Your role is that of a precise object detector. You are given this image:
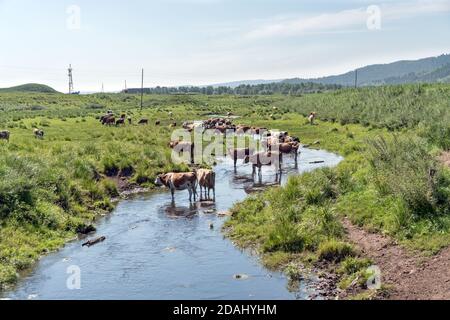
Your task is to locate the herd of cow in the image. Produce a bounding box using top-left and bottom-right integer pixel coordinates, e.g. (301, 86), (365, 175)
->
(1, 112), (318, 204)
(99, 110), (174, 127)
(157, 116), (304, 202)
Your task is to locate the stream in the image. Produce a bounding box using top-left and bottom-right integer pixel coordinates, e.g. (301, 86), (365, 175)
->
(2, 147), (342, 300)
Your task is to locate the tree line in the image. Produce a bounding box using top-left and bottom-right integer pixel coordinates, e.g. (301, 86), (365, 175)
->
(125, 82), (342, 95)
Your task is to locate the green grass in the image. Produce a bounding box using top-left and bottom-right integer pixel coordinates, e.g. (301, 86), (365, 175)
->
(1, 84), (450, 294)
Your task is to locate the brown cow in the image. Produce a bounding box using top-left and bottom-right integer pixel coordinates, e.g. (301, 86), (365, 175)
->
(308, 112), (317, 125)
(272, 142), (300, 165)
(228, 148), (254, 169)
(0, 130), (10, 142)
(170, 141), (195, 164)
(244, 151), (282, 179)
(196, 169), (216, 201)
(138, 118), (149, 125)
(116, 118), (125, 126)
(103, 116), (115, 126)
(251, 127), (268, 135)
(155, 172), (198, 202)
(100, 114), (114, 124)
(236, 125), (251, 135)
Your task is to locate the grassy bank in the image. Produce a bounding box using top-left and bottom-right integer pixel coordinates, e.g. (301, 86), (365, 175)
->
(0, 94), (200, 288)
(1, 84), (450, 295)
(224, 85), (450, 298)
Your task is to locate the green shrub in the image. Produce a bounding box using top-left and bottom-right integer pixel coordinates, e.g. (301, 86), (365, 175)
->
(318, 240), (356, 262)
(339, 257), (372, 275)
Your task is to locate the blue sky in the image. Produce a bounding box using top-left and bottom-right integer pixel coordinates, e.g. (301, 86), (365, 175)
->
(0, 0), (449, 92)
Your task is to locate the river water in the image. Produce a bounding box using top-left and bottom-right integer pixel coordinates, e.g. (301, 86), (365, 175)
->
(2, 148), (342, 300)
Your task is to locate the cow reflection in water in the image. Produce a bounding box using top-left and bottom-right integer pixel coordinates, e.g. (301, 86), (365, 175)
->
(162, 201), (216, 218)
(163, 203), (199, 218)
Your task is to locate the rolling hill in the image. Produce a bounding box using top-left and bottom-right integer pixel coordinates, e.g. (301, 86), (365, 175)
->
(0, 83), (59, 93)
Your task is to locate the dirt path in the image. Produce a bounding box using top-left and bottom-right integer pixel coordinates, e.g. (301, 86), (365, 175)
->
(342, 218), (450, 300)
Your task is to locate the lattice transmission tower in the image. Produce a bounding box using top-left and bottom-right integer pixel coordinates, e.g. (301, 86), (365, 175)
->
(68, 64), (74, 94)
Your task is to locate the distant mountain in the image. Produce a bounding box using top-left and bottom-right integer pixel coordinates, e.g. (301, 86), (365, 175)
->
(0, 83), (58, 93)
(381, 63), (450, 85)
(284, 54), (450, 86)
(210, 54), (450, 87)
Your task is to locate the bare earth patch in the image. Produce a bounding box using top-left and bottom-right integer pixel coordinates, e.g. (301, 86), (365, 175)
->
(342, 218), (450, 300)
(438, 151), (450, 167)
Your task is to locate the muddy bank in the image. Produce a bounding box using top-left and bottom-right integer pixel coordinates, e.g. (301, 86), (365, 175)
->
(342, 218), (450, 300)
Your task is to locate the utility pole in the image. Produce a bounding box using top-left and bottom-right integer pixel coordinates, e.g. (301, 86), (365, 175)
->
(124, 80), (128, 93)
(68, 64), (74, 94)
(102, 83), (104, 93)
(140, 68), (144, 110)
(355, 69), (358, 88)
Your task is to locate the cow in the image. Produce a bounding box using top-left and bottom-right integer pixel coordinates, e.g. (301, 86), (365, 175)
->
(251, 127), (268, 136)
(33, 128), (44, 139)
(100, 114), (114, 124)
(128, 117), (132, 125)
(228, 147), (254, 169)
(154, 172), (198, 202)
(103, 116), (116, 126)
(183, 122), (195, 132)
(0, 130), (10, 142)
(155, 120), (161, 126)
(170, 122), (177, 128)
(138, 118), (149, 125)
(196, 169), (216, 201)
(272, 142), (300, 165)
(116, 118), (125, 126)
(308, 112), (317, 125)
(170, 141), (195, 164)
(236, 125), (251, 135)
(244, 151), (282, 180)
(283, 135), (300, 144)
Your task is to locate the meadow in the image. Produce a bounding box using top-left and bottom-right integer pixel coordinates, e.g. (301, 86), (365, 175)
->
(1, 84), (450, 297)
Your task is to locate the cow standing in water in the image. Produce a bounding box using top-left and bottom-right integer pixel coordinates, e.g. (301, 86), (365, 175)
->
(196, 169), (216, 201)
(228, 148), (254, 170)
(244, 151), (282, 182)
(155, 172), (198, 202)
(272, 142), (300, 166)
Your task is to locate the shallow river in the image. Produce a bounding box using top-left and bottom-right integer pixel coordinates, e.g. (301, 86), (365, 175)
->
(3, 148), (342, 300)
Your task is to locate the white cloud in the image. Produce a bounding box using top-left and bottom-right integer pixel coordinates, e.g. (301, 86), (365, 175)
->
(245, 0), (450, 39)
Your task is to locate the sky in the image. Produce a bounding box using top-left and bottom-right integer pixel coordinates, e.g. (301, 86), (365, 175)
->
(0, 0), (449, 92)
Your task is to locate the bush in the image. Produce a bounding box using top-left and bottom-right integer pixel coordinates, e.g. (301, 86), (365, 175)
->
(318, 240), (356, 262)
(367, 135), (447, 217)
(339, 257), (372, 275)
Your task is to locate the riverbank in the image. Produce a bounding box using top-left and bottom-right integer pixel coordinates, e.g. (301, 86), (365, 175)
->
(0, 103), (195, 289)
(224, 117), (450, 300)
(1, 147), (345, 300)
